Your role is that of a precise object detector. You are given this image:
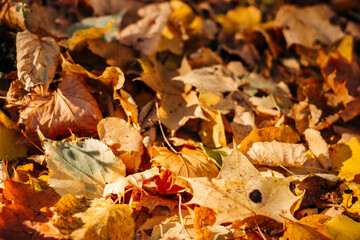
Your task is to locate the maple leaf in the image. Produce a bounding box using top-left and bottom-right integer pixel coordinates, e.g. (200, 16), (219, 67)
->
(183, 148), (302, 224)
(40, 132), (126, 198)
(19, 73), (103, 139)
(16, 30), (60, 92)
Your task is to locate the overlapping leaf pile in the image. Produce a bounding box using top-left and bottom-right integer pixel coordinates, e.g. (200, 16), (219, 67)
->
(1, 0), (360, 239)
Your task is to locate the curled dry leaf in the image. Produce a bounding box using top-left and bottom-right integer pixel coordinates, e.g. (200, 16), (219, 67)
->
(103, 167), (159, 197)
(151, 147), (219, 178)
(184, 148), (302, 224)
(274, 4), (344, 48)
(71, 199), (135, 240)
(113, 89), (140, 129)
(41, 132), (126, 198)
(97, 117), (143, 172)
(16, 30), (60, 92)
(304, 129), (331, 170)
(245, 141), (308, 167)
(19, 73), (103, 140)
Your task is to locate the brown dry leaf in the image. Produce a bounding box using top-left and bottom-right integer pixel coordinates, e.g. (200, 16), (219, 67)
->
(71, 199), (135, 240)
(289, 101), (322, 134)
(184, 148), (302, 224)
(139, 58), (206, 131)
(97, 117), (143, 172)
(16, 30), (60, 92)
(114, 89), (140, 129)
(103, 167), (159, 197)
(151, 147), (219, 178)
(0, 178), (60, 239)
(274, 4), (344, 48)
(282, 219), (330, 240)
(239, 125), (300, 153)
(245, 141), (308, 167)
(173, 65), (239, 94)
(304, 129), (331, 170)
(19, 73), (103, 139)
(87, 39), (135, 69)
(0, 1), (26, 30)
(118, 2), (172, 56)
(61, 53), (125, 92)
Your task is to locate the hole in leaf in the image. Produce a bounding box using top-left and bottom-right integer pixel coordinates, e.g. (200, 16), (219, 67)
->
(249, 189), (262, 203)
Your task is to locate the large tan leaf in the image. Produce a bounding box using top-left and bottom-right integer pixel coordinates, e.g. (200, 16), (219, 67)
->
(151, 147), (219, 178)
(71, 199), (135, 240)
(274, 5), (344, 48)
(97, 117), (143, 172)
(118, 2), (172, 56)
(184, 148), (302, 224)
(19, 73), (103, 139)
(16, 30), (60, 92)
(41, 133), (126, 198)
(245, 141), (308, 167)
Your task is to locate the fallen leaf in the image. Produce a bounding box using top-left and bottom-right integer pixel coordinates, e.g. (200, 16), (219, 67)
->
(337, 35), (353, 62)
(103, 167), (159, 197)
(245, 141), (308, 167)
(0, 1), (26, 30)
(118, 2), (172, 56)
(16, 30), (60, 92)
(19, 73), (103, 140)
(97, 117), (143, 172)
(173, 65), (239, 94)
(340, 182), (360, 215)
(65, 19), (115, 51)
(199, 109), (227, 148)
(274, 4), (344, 48)
(282, 219), (330, 240)
(184, 148), (302, 224)
(239, 125), (300, 153)
(71, 199), (135, 240)
(114, 89), (140, 129)
(324, 215), (360, 240)
(41, 133), (126, 198)
(151, 147), (219, 178)
(337, 138), (360, 181)
(304, 129), (331, 170)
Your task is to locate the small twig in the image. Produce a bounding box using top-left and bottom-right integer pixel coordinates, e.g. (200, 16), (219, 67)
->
(279, 165), (296, 176)
(21, 130), (44, 154)
(177, 193), (191, 239)
(154, 100), (179, 154)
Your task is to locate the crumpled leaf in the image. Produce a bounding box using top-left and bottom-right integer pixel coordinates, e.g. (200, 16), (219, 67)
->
(118, 2), (172, 56)
(97, 117), (143, 172)
(239, 125), (300, 153)
(114, 89), (140, 129)
(139, 58), (206, 131)
(183, 148), (302, 224)
(41, 132), (126, 198)
(19, 73), (103, 140)
(103, 167), (159, 197)
(16, 30), (60, 92)
(71, 199), (135, 240)
(65, 19), (115, 51)
(274, 4), (344, 48)
(199, 109), (227, 148)
(324, 215), (360, 240)
(245, 141), (308, 167)
(151, 147), (219, 178)
(61, 53), (125, 92)
(242, 73), (292, 114)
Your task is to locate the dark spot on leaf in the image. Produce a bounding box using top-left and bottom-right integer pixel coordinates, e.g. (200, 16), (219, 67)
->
(249, 189), (262, 203)
(344, 189), (353, 194)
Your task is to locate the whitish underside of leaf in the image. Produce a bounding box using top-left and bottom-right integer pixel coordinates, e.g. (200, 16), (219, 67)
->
(184, 148), (301, 224)
(16, 30), (60, 92)
(43, 137), (126, 198)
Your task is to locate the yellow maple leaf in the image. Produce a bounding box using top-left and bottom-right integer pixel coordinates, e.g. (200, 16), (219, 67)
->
(337, 138), (360, 181)
(324, 215), (360, 240)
